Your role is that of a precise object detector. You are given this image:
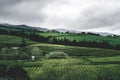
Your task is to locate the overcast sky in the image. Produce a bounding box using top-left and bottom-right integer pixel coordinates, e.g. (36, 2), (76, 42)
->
(0, 0), (120, 34)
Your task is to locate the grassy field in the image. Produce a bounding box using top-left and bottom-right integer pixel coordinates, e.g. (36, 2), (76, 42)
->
(1, 25), (120, 46)
(87, 56), (120, 64)
(1, 34), (120, 57)
(0, 34), (120, 80)
(36, 32), (69, 37)
(0, 34), (39, 46)
(37, 32), (120, 45)
(30, 43), (120, 57)
(0, 58), (120, 80)
(56, 34), (120, 45)
(19, 43), (120, 80)
(24, 64), (120, 80)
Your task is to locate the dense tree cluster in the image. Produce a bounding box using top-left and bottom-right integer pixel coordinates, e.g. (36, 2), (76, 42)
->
(0, 64), (30, 80)
(76, 32), (100, 36)
(51, 37), (120, 50)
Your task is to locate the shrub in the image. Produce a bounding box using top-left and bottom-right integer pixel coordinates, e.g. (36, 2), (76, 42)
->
(30, 47), (43, 60)
(7, 65), (30, 80)
(0, 65), (30, 80)
(45, 51), (69, 59)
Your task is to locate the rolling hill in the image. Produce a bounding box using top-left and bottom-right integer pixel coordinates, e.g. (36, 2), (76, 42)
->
(0, 34), (120, 80)
(0, 34), (39, 47)
(1, 23), (120, 51)
(0, 34), (120, 57)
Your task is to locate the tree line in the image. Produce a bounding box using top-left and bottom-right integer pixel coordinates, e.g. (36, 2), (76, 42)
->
(0, 26), (120, 50)
(51, 37), (120, 50)
(0, 26), (50, 43)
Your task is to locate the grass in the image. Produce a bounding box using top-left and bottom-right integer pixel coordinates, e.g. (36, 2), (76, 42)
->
(36, 32), (69, 37)
(0, 34), (120, 80)
(0, 60), (43, 67)
(23, 60), (120, 80)
(0, 57), (120, 80)
(87, 56), (120, 64)
(37, 32), (120, 45)
(56, 34), (120, 45)
(0, 34), (39, 46)
(3, 57), (117, 80)
(30, 43), (120, 57)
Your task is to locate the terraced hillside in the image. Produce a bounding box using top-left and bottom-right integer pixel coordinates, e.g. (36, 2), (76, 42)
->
(37, 32), (120, 45)
(24, 64), (120, 80)
(0, 34), (120, 80)
(0, 34), (39, 46)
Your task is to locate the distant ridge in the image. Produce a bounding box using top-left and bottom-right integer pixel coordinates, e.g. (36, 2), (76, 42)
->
(0, 23), (118, 36)
(0, 23), (48, 32)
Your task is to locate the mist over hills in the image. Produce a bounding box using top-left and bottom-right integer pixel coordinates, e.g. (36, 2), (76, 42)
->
(0, 23), (117, 36)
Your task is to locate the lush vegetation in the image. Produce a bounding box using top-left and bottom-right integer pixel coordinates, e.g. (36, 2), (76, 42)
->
(0, 58), (120, 80)
(0, 34), (38, 47)
(0, 64), (30, 80)
(26, 64), (120, 80)
(0, 26), (120, 80)
(1, 26), (120, 50)
(1, 41), (120, 60)
(0, 41), (120, 80)
(45, 51), (69, 59)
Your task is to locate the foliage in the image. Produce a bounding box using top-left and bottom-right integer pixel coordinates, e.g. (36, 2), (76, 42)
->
(1, 26), (120, 50)
(0, 34), (38, 47)
(0, 47), (30, 60)
(26, 63), (120, 80)
(0, 55), (120, 80)
(0, 26), (120, 80)
(30, 47), (43, 60)
(0, 64), (30, 80)
(45, 51), (69, 59)
(31, 43), (120, 57)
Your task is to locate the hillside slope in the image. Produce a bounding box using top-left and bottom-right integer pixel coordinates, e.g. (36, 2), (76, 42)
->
(0, 34), (39, 46)
(0, 34), (120, 57)
(0, 24), (120, 46)
(37, 32), (120, 45)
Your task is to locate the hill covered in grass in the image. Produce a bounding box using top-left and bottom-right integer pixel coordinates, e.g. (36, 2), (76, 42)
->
(0, 34), (120, 57)
(1, 24), (120, 50)
(38, 32), (120, 45)
(0, 34), (39, 47)
(0, 34), (120, 80)
(30, 43), (120, 57)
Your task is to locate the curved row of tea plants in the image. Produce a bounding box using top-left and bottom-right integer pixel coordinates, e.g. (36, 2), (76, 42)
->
(24, 64), (120, 80)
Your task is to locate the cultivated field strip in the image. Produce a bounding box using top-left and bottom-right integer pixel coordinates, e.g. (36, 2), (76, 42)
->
(24, 64), (120, 80)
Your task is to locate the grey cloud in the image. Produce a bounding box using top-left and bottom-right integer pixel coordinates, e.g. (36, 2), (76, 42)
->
(41, 0), (120, 32)
(0, 0), (21, 6)
(77, 5), (120, 30)
(0, 0), (53, 24)
(0, 0), (21, 11)
(0, 0), (120, 34)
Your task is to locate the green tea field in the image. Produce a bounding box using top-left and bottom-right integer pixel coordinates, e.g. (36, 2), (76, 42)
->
(38, 32), (120, 45)
(0, 34), (120, 80)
